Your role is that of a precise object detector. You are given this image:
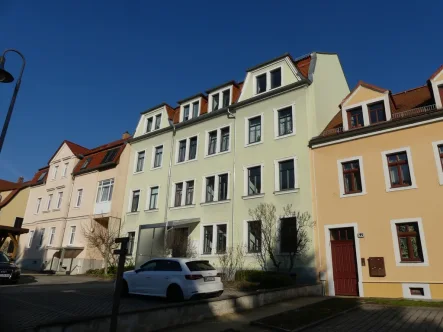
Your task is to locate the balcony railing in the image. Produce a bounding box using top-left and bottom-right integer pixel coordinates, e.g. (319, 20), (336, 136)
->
(321, 104), (437, 137)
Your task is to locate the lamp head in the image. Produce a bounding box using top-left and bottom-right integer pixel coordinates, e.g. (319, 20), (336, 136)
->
(0, 56), (14, 83)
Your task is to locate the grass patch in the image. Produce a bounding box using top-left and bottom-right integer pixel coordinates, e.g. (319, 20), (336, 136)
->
(252, 298), (359, 331)
(362, 297), (443, 308)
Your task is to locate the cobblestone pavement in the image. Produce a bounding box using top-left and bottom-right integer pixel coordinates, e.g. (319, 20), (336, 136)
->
(0, 274), (238, 331)
(304, 304), (443, 332)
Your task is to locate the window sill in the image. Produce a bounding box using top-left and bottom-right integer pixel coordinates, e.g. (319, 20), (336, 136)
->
(274, 188), (300, 195)
(144, 208), (159, 213)
(73, 206), (80, 209)
(274, 132), (296, 140)
(126, 212), (139, 215)
(169, 204), (195, 210)
(386, 184), (417, 193)
(245, 141), (263, 148)
(43, 210), (50, 214)
(175, 158), (198, 166)
(200, 200), (230, 206)
(396, 261), (429, 267)
(242, 193), (265, 200)
(150, 166), (163, 171)
(204, 150), (231, 159)
(133, 171), (144, 175)
(340, 191), (367, 198)
(52, 208), (61, 211)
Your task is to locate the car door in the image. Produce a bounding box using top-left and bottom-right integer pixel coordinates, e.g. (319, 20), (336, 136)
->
(134, 260), (158, 294)
(153, 260), (183, 297)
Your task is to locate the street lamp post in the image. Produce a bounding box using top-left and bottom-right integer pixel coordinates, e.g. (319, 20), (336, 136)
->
(0, 49), (26, 154)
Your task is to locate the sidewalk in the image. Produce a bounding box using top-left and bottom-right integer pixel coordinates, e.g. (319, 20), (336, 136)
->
(168, 296), (326, 331)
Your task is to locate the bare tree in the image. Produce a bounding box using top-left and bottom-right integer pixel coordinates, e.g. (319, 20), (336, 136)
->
(81, 217), (122, 275)
(164, 228), (197, 258)
(248, 203), (314, 273)
(217, 245), (245, 281)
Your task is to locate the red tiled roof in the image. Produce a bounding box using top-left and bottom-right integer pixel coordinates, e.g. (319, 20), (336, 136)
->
(0, 176), (35, 209)
(293, 55), (311, 78)
(64, 140), (89, 155)
(0, 179), (21, 191)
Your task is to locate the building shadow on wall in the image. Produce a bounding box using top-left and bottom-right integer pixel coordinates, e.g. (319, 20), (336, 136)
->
(15, 229), (52, 273)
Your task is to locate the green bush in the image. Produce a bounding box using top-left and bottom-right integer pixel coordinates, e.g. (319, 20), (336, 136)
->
(234, 270), (295, 289)
(86, 265), (134, 276)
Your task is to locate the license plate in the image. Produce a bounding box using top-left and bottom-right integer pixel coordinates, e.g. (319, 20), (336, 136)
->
(0, 274), (10, 278)
(204, 276), (215, 282)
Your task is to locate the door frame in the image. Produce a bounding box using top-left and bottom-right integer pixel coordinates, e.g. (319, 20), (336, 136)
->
(324, 223), (364, 297)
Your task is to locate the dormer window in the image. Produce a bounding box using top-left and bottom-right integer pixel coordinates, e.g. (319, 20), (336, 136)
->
(145, 111), (163, 134)
(146, 118), (153, 133)
(212, 94), (220, 111)
(155, 114), (161, 129)
(180, 98), (201, 122)
(369, 101), (386, 124)
(347, 107), (364, 129)
(256, 74), (267, 94)
(192, 101), (199, 118)
(270, 68), (281, 89)
(183, 105), (190, 121)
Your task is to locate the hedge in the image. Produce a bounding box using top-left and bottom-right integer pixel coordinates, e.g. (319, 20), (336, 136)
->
(234, 270), (295, 289)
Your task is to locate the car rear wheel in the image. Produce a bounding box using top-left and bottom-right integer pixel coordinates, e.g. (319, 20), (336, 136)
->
(167, 284), (184, 302)
(120, 280), (129, 297)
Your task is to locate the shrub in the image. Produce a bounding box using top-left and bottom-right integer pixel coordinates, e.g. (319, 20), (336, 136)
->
(234, 270), (295, 289)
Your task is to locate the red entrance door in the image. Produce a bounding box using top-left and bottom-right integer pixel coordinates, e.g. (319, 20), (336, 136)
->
(331, 231), (358, 296)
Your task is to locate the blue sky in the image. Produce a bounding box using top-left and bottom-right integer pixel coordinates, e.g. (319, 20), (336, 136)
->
(0, 0), (441, 182)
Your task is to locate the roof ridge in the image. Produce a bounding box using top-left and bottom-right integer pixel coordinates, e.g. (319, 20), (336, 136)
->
(82, 137), (129, 156)
(392, 84), (428, 96)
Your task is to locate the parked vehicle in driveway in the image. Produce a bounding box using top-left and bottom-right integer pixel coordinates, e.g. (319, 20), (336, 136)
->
(121, 258), (223, 301)
(0, 252), (20, 283)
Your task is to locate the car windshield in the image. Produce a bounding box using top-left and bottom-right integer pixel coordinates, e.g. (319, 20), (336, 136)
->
(0, 252), (10, 263)
(186, 260), (215, 271)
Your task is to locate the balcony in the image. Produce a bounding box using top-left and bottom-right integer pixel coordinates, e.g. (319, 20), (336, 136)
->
(321, 104), (438, 137)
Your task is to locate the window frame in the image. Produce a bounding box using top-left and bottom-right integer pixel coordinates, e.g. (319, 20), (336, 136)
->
(243, 163), (264, 198)
(128, 189), (141, 213)
(52, 164), (59, 180)
(179, 97), (201, 122)
(134, 150), (146, 173)
(368, 101), (387, 124)
(402, 283), (432, 300)
(201, 172), (231, 204)
(279, 217), (297, 254)
(208, 86), (233, 112)
(68, 226), (76, 246)
(35, 197), (42, 214)
(154, 114), (162, 130)
(73, 189), (83, 208)
(390, 218), (428, 267)
(38, 228), (45, 247)
(337, 156), (367, 198)
(151, 144), (164, 169)
(127, 231), (136, 256)
(27, 230), (34, 248)
(244, 220), (262, 253)
(244, 113), (264, 147)
(96, 179), (114, 203)
(381, 147), (417, 192)
(55, 191), (63, 210)
(253, 65), (284, 96)
(273, 103), (295, 139)
(204, 124), (232, 158)
(199, 222), (228, 255)
(432, 140), (443, 185)
(46, 194), (53, 211)
(48, 227), (56, 246)
(62, 162), (69, 178)
(144, 109), (164, 134)
(346, 106), (364, 129)
(170, 179), (196, 208)
(273, 156), (298, 194)
(175, 134), (199, 164)
(146, 186), (160, 211)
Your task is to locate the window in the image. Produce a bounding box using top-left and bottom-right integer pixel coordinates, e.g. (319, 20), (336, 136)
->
(438, 144), (443, 170)
(130, 190), (140, 212)
(49, 227), (56, 246)
(410, 288), (424, 296)
(205, 176), (215, 202)
(149, 186), (159, 210)
(212, 94), (219, 111)
(183, 105), (190, 121)
(69, 226), (76, 245)
(222, 89), (230, 108)
(216, 224), (227, 253)
(81, 158), (91, 169)
(146, 117), (153, 133)
(280, 217), (297, 253)
(178, 140), (186, 162)
(96, 179), (114, 203)
(62, 162), (69, 177)
(47, 194), (53, 211)
(432, 141), (443, 185)
(342, 161), (362, 194)
(248, 116), (262, 144)
(102, 148), (119, 164)
(347, 107), (364, 129)
(208, 131), (217, 155)
(38, 228), (45, 247)
(247, 166), (261, 195)
(387, 152), (411, 188)
(270, 68), (281, 89)
(368, 101), (386, 124)
(203, 226), (213, 254)
(277, 107), (293, 136)
(37, 171), (47, 182)
(395, 222), (423, 262)
(153, 145), (163, 168)
(185, 181), (194, 205)
(35, 198), (42, 213)
(256, 74), (267, 94)
(192, 101), (199, 118)
(247, 220), (261, 253)
(174, 183), (183, 207)
(127, 232), (135, 255)
(278, 159), (295, 191)
(155, 114), (162, 129)
(189, 137), (197, 160)
(56, 192), (63, 209)
(220, 127), (230, 152)
(218, 174), (228, 201)
(27, 230), (34, 248)
(52, 165), (59, 180)
(135, 151), (145, 172)
(156, 260), (182, 272)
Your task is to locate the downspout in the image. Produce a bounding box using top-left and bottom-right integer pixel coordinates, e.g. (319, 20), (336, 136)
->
(311, 149), (322, 269)
(163, 119), (177, 252)
(227, 107), (236, 249)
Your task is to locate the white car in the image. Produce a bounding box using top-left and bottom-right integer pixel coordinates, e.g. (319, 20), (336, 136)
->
(121, 258), (224, 301)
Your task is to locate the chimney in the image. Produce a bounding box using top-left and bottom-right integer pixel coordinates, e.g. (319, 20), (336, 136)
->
(17, 176), (24, 183)
(122, 131), (131, 139)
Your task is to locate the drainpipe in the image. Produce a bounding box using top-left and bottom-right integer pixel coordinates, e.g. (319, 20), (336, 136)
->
(227, 107), (236, 249)
(163, 119), (177, 253)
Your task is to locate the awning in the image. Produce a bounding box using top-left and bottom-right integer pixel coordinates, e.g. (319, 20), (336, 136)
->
(139, 218), (200, 230)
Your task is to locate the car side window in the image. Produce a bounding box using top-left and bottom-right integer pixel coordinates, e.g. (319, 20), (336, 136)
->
(156, 260), (182, 272)
(140, 260), (157, 271)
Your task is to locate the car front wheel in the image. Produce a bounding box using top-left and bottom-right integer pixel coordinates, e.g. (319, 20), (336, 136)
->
(167, 284), (184, 302)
